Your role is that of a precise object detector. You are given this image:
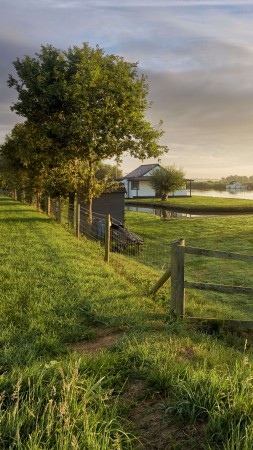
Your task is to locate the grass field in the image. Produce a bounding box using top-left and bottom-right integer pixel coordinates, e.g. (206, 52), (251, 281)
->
(126, 195), (253, 212)
(2, 195), (253, 449)
(124, 211), (253, 322)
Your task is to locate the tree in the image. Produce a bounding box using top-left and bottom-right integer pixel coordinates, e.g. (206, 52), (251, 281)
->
(44, 159), (120, 227)
(149, 165), (185, 200)
(95, 162), (123, 180)
(8, 43), (168, 220)
(0, 123), (49, 200)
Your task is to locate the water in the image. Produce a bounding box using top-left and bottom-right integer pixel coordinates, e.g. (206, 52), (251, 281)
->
(125, 205), (206, 218)
(192, 189), (253, 200)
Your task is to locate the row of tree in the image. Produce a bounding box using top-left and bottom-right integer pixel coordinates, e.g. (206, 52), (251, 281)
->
(0, 43), (167, 221)
(220, 175), (253, 184)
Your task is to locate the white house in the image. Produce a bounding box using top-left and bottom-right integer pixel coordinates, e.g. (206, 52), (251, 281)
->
(122, 164), (191, 199)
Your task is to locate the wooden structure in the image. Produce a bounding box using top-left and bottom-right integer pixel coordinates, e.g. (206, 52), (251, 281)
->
(81, 185), (126, 224)
(170, 239), (253, 329)
(110, 218), (144, 253)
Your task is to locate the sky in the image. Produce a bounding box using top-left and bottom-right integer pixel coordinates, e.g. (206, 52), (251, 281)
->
(1, 0), (253, 179)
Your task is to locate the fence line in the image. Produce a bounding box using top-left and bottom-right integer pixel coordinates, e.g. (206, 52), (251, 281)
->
(185, 246), (253, 263)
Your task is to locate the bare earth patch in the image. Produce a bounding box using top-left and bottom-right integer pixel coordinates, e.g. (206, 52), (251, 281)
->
(123, 380), (206, 450)
(68, 333), (206, 448)
(67, 327), (124, 354)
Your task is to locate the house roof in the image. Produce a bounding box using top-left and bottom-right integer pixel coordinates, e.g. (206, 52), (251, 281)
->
(124, 164), (160, 179)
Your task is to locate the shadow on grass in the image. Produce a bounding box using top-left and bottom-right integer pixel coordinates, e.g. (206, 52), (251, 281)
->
(0, 203), (24, 207)
(0, 208), (43, 212)
(0, 217), (51, 223)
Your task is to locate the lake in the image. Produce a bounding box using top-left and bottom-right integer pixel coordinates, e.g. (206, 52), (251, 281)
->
(192, 189), (253, 200)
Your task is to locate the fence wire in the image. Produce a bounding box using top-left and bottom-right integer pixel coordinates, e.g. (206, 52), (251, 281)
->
(80, 207), (107, 243)
(50, 198), (57, 218)
(60, 199), (75, 232)
(58, 199), (171, 272)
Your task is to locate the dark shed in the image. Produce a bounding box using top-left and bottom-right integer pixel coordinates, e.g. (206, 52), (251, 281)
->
(82, 185), (126, 223)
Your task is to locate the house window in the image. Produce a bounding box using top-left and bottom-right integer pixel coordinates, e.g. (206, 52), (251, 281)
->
(131, 180), (139, 190)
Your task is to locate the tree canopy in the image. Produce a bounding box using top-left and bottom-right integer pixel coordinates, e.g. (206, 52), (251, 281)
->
(149, 165), (185, 200)
(5, 43), (168, 219)
(8, 43), (167, 165)
(0, 122), (48, 195)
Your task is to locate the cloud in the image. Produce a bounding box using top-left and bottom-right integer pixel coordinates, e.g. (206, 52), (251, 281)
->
(1, 0), (253, 177)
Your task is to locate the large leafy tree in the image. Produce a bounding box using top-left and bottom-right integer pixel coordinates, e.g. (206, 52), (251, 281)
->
(149, 165), (185, 200)
(8, 43), (168, 220)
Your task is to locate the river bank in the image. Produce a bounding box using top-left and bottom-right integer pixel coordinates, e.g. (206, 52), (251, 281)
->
(125, 195), (253, 214)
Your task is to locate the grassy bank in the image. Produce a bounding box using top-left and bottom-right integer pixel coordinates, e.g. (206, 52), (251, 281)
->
(2, 196), (253, 449)
(126, 195), (253, 212)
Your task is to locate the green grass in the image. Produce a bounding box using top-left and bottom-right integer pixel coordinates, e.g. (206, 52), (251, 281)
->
(126, 195), (253, 211)
(125, 211), (253, 321)
(2, 195), (253, 449)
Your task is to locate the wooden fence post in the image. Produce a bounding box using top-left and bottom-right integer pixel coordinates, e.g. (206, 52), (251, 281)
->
(76, 196), (81, 239)
(104, 214), (111, 263)
(56, 198), (61, 223)
(36, 192), (40, 210)
(46, 196), (51, 215)
(170, 238), (185, 316)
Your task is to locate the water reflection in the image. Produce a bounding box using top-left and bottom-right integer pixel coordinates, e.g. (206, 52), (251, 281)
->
(125, 205), (204, 218)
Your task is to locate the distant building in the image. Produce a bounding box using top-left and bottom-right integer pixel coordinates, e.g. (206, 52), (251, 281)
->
(226, 181), (246, 190)
(122, 164), (192, 198)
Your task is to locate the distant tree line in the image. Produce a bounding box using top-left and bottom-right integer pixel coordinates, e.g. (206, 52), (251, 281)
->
(190, 176), (253, 191)
(220, 175), (253, 184)
(189, 181), (227, 191)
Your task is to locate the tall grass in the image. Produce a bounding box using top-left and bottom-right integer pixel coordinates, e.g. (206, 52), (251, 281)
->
(0, 357), (134, 449)
(117, 331), (253, 449)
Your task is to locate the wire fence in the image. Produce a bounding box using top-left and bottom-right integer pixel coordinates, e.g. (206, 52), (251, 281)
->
(80, 207), (107, 243)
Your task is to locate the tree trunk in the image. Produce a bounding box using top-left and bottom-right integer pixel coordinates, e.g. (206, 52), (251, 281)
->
(87, 160), (95, 224)
(88, 196), (93, 225)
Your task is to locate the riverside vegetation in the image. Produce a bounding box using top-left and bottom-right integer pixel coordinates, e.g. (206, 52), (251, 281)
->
(2, 195), (253, 449)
